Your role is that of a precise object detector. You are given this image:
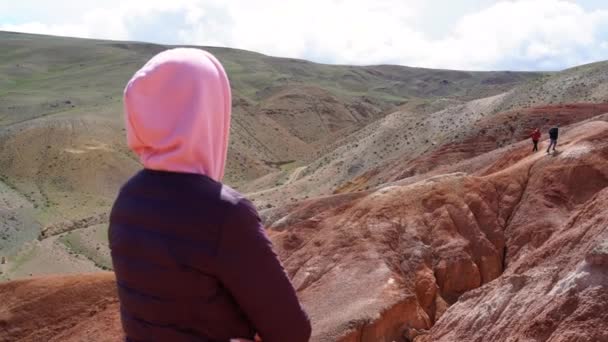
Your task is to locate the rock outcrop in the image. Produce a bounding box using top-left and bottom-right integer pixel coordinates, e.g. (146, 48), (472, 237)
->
(423, 188), (608, 342)
(268, 120), (608, 341)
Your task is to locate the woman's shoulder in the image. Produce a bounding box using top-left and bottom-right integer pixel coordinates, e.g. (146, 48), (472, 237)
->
(219, 184), (245, 205)
(218, 185), (263, 232)
(219, 184), (258, 216)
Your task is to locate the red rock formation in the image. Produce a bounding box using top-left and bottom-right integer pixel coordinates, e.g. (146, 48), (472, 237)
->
(0, 272), (121, 342)
(2, 121), (608, 342)
(420, 122), (608, 342)
(423, 187), (608, 342)
(269, 120), (608, 341)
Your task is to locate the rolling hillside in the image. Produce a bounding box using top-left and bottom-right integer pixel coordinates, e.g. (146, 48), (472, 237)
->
(247, 61), (608, 208)
(0, 31), (543, 280)
(1, 30), (608, 342)
(0, 31), (541, 184)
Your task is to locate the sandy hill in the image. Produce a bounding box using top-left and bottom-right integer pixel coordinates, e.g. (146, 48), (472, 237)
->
(0, 31), (540, 279)
(2, 116), (607, 342)
(0, 30), (537, 183)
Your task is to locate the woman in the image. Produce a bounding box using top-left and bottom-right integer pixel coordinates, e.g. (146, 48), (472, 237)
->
(529, 127), (541, 152)
(109, 48), (311, 342)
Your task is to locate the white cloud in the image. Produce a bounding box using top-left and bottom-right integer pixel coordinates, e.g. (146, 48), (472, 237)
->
(428, 0), (608, 69)
(1, 0), (608, 71)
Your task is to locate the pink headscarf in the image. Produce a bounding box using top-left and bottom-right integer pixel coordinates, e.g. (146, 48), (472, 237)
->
(124, 48), (231, 181)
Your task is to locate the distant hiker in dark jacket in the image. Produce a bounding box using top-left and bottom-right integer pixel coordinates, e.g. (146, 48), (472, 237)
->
(547, 124), (559, 153)
(529, 128), (541, 152)
(109, 48), (311, 342)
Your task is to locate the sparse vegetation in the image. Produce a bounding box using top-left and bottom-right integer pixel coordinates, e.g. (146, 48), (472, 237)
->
(5, 31), (608, 280)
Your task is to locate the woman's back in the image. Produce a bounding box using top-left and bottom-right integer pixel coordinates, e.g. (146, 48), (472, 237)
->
(110, 170), (311, 341)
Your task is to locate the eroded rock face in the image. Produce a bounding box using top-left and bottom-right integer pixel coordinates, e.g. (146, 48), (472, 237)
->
(268, 121), (608, 341)
(270, 168), (518, 340)
(587, 240), (608, 266)
(2, 121), (607, 342)
(424, 189), (608, 342)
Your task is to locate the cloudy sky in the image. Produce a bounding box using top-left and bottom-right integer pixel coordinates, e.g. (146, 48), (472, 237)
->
(1, 0), (608, 71)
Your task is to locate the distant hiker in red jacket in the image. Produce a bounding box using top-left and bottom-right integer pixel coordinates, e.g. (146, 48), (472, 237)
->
(529, 128), (541, 152)
(110, 48), (311, 342)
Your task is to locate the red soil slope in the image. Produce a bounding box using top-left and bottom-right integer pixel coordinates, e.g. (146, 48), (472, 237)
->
(0, 272), (121, 342)
(2, 120), (608, 342)
(337, 103), (608, 192)
(402, 103), (608, 176)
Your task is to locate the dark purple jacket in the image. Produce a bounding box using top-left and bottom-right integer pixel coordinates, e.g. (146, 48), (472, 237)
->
(109, 169), (311, 342)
